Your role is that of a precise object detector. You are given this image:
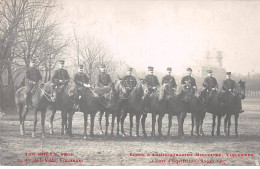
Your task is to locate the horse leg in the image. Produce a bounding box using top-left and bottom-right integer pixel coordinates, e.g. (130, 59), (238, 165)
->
(191, 113), (195, 136)
(129, 113), (133, 137)
(141, 113), (147, 137)
(136, 114), (141, 137)
(49, 108), (56, 134)
(99, 111), (104, 135)
(181, 112), (187, 135)
(17, 104), (23, 135)
(83, 112), (88, 139)
(116, 111), (120, 136)
(68, 111), (74, 137)
(61, 111), (66, 135)
(217, 115), (221, 136)
(21, 106), (29, 135)
(158, 114), (164, 137)
(167, 113), (172, 137)
(151, 113), (156, 137)
(105, 112), (109, 136)
(41, 109), (46, 139)
(111, 113), (115, 136)
(177, 113), (182, 136)
(120, 112), (127, 137)
(90, 113), (95, 137)
(235, 113), (239, 137)
(32, 109), (38, 138)
(227, 115), (231, 136)
(200, 113), (205, 136)
(224, 115), (228, 136)
(211, 114), (216, 136)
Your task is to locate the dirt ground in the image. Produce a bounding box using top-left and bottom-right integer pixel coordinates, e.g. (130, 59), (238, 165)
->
(0, 97), (259, 166)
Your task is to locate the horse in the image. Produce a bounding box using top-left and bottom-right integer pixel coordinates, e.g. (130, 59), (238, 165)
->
(15, 81), (56, 138)
(203, 88), (225, 136)
(48, 80), (77, 136)
(120, 79), (149, 137)
(222, 80), (246, 137)
(141, 83), (175, 137)
(97, 80), (127, 136)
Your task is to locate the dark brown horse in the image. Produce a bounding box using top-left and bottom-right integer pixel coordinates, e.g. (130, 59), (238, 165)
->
(98, 80), (128, 136)
(141, 83), (175, 137)
(204, 89), (225, 136)
(15, 81), (56, 138)
(223, 80), (246, 136)
(120, 79), (149, 137)
(49, 80), (77, 136)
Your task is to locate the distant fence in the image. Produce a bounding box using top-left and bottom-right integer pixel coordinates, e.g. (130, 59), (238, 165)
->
(246, 91), (260, 97)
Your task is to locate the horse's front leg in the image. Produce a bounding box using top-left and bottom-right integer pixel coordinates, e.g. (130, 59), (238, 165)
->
(61, 111), (66, 135)
(111, 113), (116, 136)
(167, 113), (172, 137)
(83, 112), (88, 139)
(68, 111), (74, 137)
(181, 112), (187, 135)
(216, 115), (221, 136)
(41, 109), (47, 138)
(136, 114), (141, 137)
(235, 113), (239, 137)
(120, 112), (127, 137)
(158, 114), (164, 137)
(191, 113), (195, 136)
(21, 105), (29, 136)
(99, 111), (104, 135)
(129, 113), (134, 137)
(32, 109), (38, 138)
(90, 112), (96, 137)
(141, 113), (147, 137)
(49, 107), (57, 134)
(105, 112), (109, 136)
(211, 114), (216, 136)
(151, 113), (156, 137)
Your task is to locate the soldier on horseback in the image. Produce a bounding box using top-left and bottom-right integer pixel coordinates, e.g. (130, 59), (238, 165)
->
(221, 72), (244, 113)
(162, 67), (177, 90)
(122, 67), (137, 95)
(52, 60), (70, 92)
(202, 70), (219, 104)
(144, 66), (160, 112)
(24, 59), (42, 108)
(96, 64), (112, 87)
(74, 65), (91, 109)
(180, 68), (197, 102)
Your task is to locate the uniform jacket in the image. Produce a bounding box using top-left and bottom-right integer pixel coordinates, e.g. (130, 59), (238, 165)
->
(162, 75), (177, 88)
(145, 74), (160, 89)
(222, 79), (236, 91)
(181, 75), (196, 87)
(52, 68), (70, 83)
(74, 72), (89, 86)
(122, 75), (137, 89)
(203, 76), (218, 89)
(96, 72), (112, 87)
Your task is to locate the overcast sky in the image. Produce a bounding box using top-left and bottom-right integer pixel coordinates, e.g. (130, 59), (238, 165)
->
(58, 0), (260, 75)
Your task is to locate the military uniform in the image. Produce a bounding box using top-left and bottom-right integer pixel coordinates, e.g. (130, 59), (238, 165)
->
(222, 79), (236, 92)
(74, 72), (89, 87)
(162, 75), (177, 88)
(122, 75), (137, 90)
(96, 72), (112, 87)
(181, 75), (196, 88)
(52, 68), (70, 86)
(145, 74), (160, 91)
(203, 76), (218, 90)
(25, 66), (42, 106)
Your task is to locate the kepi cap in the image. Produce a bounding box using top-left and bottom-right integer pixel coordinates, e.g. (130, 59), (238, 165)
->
(167, 67), (172, 71)
(186, 68), (192, 72)
(226, 72), (231, 75)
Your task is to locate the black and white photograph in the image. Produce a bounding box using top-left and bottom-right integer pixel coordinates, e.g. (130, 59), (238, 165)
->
(0, 0), (259, 166)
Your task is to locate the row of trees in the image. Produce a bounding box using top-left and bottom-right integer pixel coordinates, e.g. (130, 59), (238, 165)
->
(0, 0), (115, 111)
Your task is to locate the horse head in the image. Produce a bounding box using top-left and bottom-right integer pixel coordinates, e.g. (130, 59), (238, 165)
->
(42, 81), (57, 102)
(115, 78), (128, 100)
(159, 83), (176, 101)
(235, 80), (246, 100)
(138, 78), (149, 100)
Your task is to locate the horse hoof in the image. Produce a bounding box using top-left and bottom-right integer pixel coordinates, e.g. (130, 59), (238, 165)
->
(32, 132), (36, 138)
(50, 129), (54, 134)
(111, 133), (114, 137)
(99, 131), (104, 135)
(122, 133), (126, 137)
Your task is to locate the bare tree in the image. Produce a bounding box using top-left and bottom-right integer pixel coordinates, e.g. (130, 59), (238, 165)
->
(79, 36), (115, 83)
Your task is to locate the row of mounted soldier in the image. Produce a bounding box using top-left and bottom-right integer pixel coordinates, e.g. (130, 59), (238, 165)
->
(16, 58), (246, 138)
(24, 59), (243, 113)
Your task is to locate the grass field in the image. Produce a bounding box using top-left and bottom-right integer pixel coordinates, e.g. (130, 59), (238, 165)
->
(0, 97), (259, 166)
